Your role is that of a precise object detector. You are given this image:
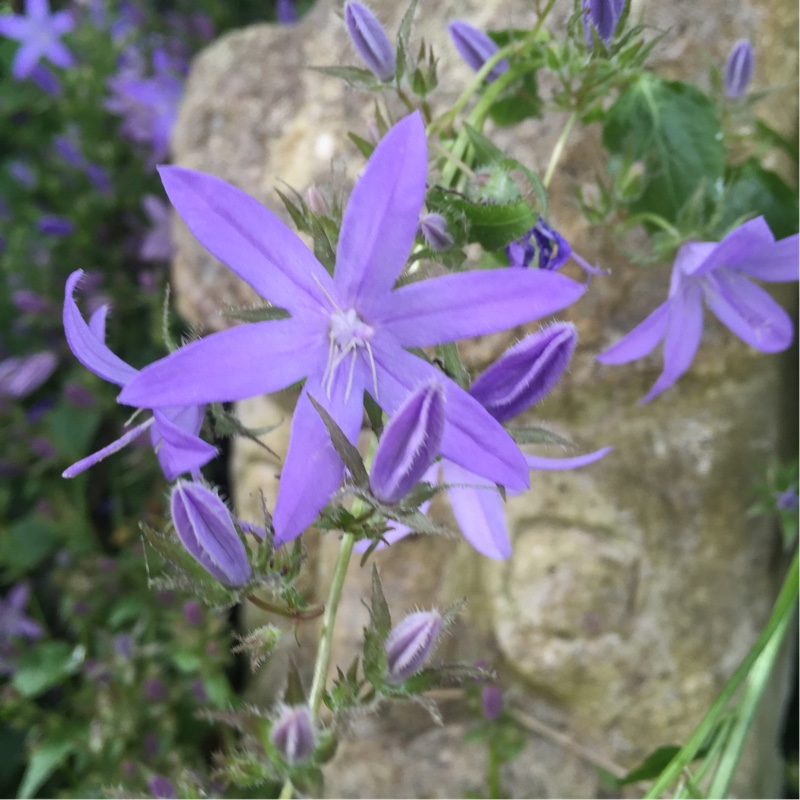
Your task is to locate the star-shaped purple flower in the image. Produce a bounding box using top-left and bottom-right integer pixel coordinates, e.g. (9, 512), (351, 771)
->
(597, 217), (798, 403)
(63, 271), (217, 481)
(0, 0), (74, 80)
(118, 112), (586, 545)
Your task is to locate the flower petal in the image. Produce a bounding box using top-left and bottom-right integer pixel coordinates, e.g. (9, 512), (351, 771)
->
(45, 39), (73, 69)
(13, 43), (44, 79)
(151, 407), (218, 481)
(62, 418), (154, 478)
(371, 339), (529, 491)
(442, 460), (511, 559)
(733, 234), (799, 283)
(64, 270), (139, 387)
(596, 299), (671, 365)
(334, 112), (427, 310)
(0, 17), (30, 39)
(376, 269), (585, 348)
(703, 270), (794, 353)
(684, 217), (775, 278)
(158, 166), (333, 315)
(523, 446), (612, 471)
(272, 364), (367, 546)
(118, 317), (326, 408)
(640, 283), (704, 403)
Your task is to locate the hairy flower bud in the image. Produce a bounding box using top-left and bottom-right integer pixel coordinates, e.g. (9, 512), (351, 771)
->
(385, 610), (442, 683)
(419, 213), (454, 251)
(481, 684), (504, 720)
(469, 323), (578, 422)
(448, 20), (509, 83)
(344, 2), (395, 81)
(724, 39), (754, 99)
(305, 184), (330, 216)
(370, 383), (445, 504)
(169, 480), (252, 586)
(582, 0), (624, 45)
(271, 705), (316, 764)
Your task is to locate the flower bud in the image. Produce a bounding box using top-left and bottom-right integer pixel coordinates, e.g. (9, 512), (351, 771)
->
(271, 705), (316, 764)
(506, 217), (571, 271)
(419, 213), (454, 251)
(148, 775), (176, 799)
(448, 20), (509, 83)
(481, 684), (504, 720)
(581, 0), (624, 45)
(369, 383), (445, 504)
(0, 351), (57, 398)
(169, 480), (252, 586)
(36, 214), (75, 237)
(344, 2), (396, 81)
(469, 323), (578, 422)
(385, 610), (442, 683)
(305, 184), (330, 216)
(724, 39), (754, 99)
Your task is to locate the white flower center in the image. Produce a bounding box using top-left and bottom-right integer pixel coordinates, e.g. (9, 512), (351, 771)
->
(323, 308), (377, 400)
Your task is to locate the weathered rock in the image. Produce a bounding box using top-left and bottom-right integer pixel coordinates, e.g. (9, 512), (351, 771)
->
(169, 0), (798, 796)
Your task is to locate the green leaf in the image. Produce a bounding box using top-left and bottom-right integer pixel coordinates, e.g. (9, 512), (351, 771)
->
(16, 735), (75, 799)
(348, 132), (375, 159)
(221, 304), (291, 323)
(753, 119), (799, 164)
(488, 70), (542, 126)
(307, 395), (369, 488)
(718, 158), (799, 239)
(0, 514), (60, 578)
(504, 426), (574, 447)
(107, 597), (147, 629)
(308, 65), (381, 90)
(435, 342), (470, 389)
(616, 744), (681, 785)
(12, 643), (84, 699)
(603, 75), (725, 224)
(44, 404), (102, 460)
(369, 565), (392, 639)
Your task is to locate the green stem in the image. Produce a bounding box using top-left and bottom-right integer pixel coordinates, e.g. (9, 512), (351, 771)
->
(543, 110), (577, 189)
(308, 532), (356, 717)
(278, 777), (294, 799)
(486, 741), (502, 799)
(531, 0), (559, 36)
(644, 549), (798, 799)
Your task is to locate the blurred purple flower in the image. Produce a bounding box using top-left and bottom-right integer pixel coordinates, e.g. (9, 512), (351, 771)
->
(481, 684), (504, 720)
(140, 195), (173, 261)
(182, 599), (203, 626)
(64, 381), (97, 408)
(148, 775), (176, 799)
(724, 39), (755, 99)
(345, 2), (395, 81)
(144, 677), (168, 702)
(192, 12), (215, 41)
(30, 437), (57, 459)
(62, 270), (217, 480)
(8, 160), (36, 188)
(271, 705), (316, 764)
(0, 351), (57, 398)
(448, 20), (509, 83)
(276, 0), (298, 25)
(581, 0), (624, 46)
(597, 217), (799, 403)
(775, 486), (798, 513)
(0, 0), (74, 80)
(385, 609), (442, 683)
(114, 634), (134, 658)
(37, 214), (75, 237)
(13, 290), (51, 315)
(28, 62), (61, 94)
(0, 584), (42, 641)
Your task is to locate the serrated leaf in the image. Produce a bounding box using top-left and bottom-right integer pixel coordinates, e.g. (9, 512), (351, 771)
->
(488, 70), (543, 126)
(603, 75), (725, 224)
(275, 188), (310, 234)
(308, 394), (369, 487)
(397, 0), (418, 59)
(369, 565), (392, 639)
(221, 305), (291, 323)
(309, 65), (381, 90)
(504, 426), (574, 447)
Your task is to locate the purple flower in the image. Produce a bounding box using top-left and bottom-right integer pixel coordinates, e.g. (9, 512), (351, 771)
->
(62, 270), (217, 480)
(0, 583), (42, 641)
(0, 0), (74, 80)
(419, 212), (454, 252)
(139, 195), (173, 261)
(271, 705), (316, 764)
(0, 351), (57, 398)
(148, 775), (176, 799)
(724, 39), (755, 100)
(481, 684), (504, 720)
(170, 480), (252, 586)
(8, 160), (36, 188)
(118, 112), (585, 545)
(385, 609), (442, 683)
(143, 676), (168, 702)
(597, 217), (798, 403)
(182, 599), (203, 626)
(370, 383), (445, 504)
(276, 0), (298, 25)
(581, 0), (624, 46)
(37, 214), (74, 237)
(448, 21), (509, 83)
(774, 486), (798, 513)
(13, 290), (51, 314)
(506, 217), (606, 275)
(345, 2), (395, 81)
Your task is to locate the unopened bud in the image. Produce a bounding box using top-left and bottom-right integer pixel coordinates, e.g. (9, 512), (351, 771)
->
(724, 39), (754, 99)
(448, 20), (509, 83)
(581, 0), (624, 46)
(370, 383), (445, 504)
(170, 481), (252, 586)
(0, 351), (57, 398)
(481, 684), (504, 720)
(469, 323), (578, 422)
(506, 218), (571, 271)
(271, 705), (316, 764)
(419, 213), (454, 251)
(345, 2), (396, 81)
(385, 610), (442, 684)
(305, 184), (330, 216)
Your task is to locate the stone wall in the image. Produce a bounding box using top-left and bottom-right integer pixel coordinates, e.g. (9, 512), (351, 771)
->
(168, 1), (798, 796)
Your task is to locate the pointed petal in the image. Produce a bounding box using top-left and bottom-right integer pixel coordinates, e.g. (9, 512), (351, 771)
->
(118, 318), (326, 408)
(376, 269), (585, 348)
(272, 366), (367, 545)
(25, 0), (48, 19)
(733, 234), (799, 283)
(51, 10), (74, 34)
(88, 306), (108, 341)
(442, 460), (511, 560)
(45, 39), (73, 68)
(334, 112), (427, 309)
(640, 284), (704, 403)
(158, 166), (333, 315)
(62, 418), (154, 478)
(151, 408), (218, 481)
(0, 17), (30, 39)
(685, 217), (775, 278)
(12, 43), (43, 79)
(596, 300), (671, 365)
(703, 271), (794, 353)
(64, 270), (139, 386)
(371, 339), (528, 490)
(524, 446), (612, 471)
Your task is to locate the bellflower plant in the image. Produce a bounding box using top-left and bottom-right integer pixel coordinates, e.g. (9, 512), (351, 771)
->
(384, 609), (442, 684)
(724, 39), (755, 99)
(448, 20), (509, 83)
(62, 270), (217, 480)
(597, 217), (799, 403)
(506, 218), (606, 275)
(118, 112), (586, 544)
(581, 0), (624, 46)
(344, 2), (396, 82)
(0, 0), (75, 80)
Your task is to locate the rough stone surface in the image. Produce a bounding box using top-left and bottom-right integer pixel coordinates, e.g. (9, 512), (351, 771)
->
(169, 0), (798, 796)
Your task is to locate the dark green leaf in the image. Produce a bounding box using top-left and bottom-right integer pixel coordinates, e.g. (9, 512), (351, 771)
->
(348, 132), (375, 159)
(617, 744), (681, 785)
(16, 735), (75, 799)
(369, 565), (392, 639)
(488, 70), (542, 126)
(275, 188), (310, 234)
(1, 514), (60, 578)
(435, 342), (470, 388)
(45, 404), (102, 460)
(12, 643), (84, 699)
(603, 75), (725, 223)
(307, 395), (369, 487)
(364, 392), (384, 438)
